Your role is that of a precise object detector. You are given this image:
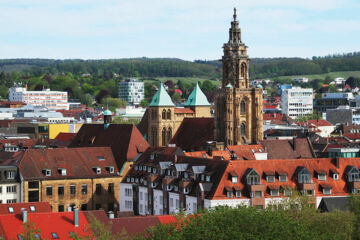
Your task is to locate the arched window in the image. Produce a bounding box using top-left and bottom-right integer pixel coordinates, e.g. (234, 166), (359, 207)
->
(167, 128), (172, 142)
(241, 123), (246, 136)
(241, 63), (247, 78)
(240, 100), (245, 113)
(167, 109), (171, 120)
(162, 109), (166, 120)
(151, 127), (157, 146)
(162, 128), (166, 146)
(151, 110), (156, 120)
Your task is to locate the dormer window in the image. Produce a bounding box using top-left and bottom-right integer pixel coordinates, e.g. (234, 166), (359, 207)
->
(7, 171), (15, 180)
(143, 166), (147, 171)
(43, 169), (51, 177)
(234, 186), (241, 198)
(184, 172), (189, 179)
(265, 171), (275, 183)
(106, 166), (114, 173)
(316, 170), (326, 181)
(278, 172), (288, 182)
(174, 186), (179, 192)
(184, 187), (190, 194)
(93, 167), (101, 174)
(58, 168), (66, 176)
(346, 166), (360, 182)
(282, 187), (292, 196)
(321, 184), (332, 195)
(166, 185), (173, 191)
(139, 165), (142, 171)
(296, 167), (312, 184)
(151, 182), (158, 188)
(333, 173), (339, 180)
(206, 175), (211, 182)
(225, 187), (233, 198)
(230, 171), (238, 183)
(147, 167), (151, 173)
(246, 169), (260, 185)
(152, 168), (157, 174)
(134, 165), (138, 170)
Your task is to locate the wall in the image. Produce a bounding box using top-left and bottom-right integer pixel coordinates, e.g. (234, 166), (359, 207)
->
(48, 124), (70, 139)
(0, 183), (21, 204)
(119, 183), (133, 213)
(138, 186), (148, 216)
(153, 189), (163, 215)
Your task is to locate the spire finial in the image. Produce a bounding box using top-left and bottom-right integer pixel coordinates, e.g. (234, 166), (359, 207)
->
(233, 7), (237, 21)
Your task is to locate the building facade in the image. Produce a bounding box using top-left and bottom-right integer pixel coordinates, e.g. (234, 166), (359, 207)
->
(281, 87), (313, 119)
(214, 9), (263, 145)
(314, 92), (355, 113)
(9, 87), (69, 110)
(118, 79), (144, 105)
(147, 83), (211, 147)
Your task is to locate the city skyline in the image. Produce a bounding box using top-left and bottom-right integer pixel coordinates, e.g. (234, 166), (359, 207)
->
(1, 0), (359, 60)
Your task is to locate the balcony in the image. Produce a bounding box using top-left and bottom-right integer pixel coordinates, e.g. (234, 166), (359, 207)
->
(248, 184), (265, 192)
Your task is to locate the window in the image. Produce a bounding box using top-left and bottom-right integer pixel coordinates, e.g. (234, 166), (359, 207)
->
(167, 128), (172, 143)
(241, 123), (246, 136)
(7, 199), (17, 203)
(279, 175), (288, 182)
(81, 184), (87, 194)
(58, 205), (64, 212)
(231, 176), (238, 184)
(7, 171), (15, 179)
(333, 173), (339, 180)
(108, 183), (114, 193)
(318, 174), (326, 181)
(304, 189), (314, 196)
(235, 190), (241, 198)
(8, 207), (14, 213)
(7, 186), (16, 193)
(255, 191), (262, 198)
(299, 174), (311, 184)
(162, 128), (166, 146)
(28, 181), (39, 189)
(323, 188), (331, 195)
(125, 188), (132, 197)
(81, 204), (88, 210)
(227, 191), (233, 198)
(167, 109), (171, 120)
(95, 204), (102, 210)
(162, 109), (166, 119)
(51, 232), (59, 239)
(96, 184), (102, 194)
(240, 101), (246, 113)
(283, 188), (292, 196)
(270, 189), (279, 197)
(58, 186), (64, 196)
(266, 175), (275, 183)
(125, 200), (132, 209)
(247, 170), (260, 185)
(70, 185), (76, 195)
(0, 186), (2, 193)
(46, 186), (52, 196)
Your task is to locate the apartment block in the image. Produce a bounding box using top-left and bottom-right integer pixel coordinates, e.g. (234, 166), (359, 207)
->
(281, 87), (313, 119)
(118, 78), (144, 105)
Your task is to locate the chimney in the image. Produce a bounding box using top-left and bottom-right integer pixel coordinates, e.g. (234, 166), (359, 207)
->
(74, 208), (79, 227)
(21, 208), (27, 223)
(108, 211), (114, 219)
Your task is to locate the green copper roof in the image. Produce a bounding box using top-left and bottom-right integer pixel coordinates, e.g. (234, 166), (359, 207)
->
(185, 82), (210, 106)
(103, 109), (112, 116)
(149, 83), (175, 107)
(225, 83), (233, 88)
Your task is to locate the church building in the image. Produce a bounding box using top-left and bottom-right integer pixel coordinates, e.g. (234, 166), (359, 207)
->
(147, 82), (211, 147)
(214, 8), (263, 146)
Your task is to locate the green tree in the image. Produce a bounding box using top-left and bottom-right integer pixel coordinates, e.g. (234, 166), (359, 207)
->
(140, 99), (149, 107)
(102, 97), (127, 112)
(19, 221), (41, 240)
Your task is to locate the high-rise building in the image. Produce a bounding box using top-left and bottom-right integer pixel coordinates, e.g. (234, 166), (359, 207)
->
(214, 8), (263, 146)
(9, 86), (69, 110)
(118, 79), (144, 105)
(281, 87), (313, 119)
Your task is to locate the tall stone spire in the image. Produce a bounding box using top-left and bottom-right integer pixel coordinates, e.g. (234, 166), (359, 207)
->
(229, 7), (241, 44)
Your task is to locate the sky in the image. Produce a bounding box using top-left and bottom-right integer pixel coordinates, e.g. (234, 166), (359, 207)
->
(1, 0), (360, 60)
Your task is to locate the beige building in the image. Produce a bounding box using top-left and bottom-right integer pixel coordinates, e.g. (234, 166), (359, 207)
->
(214, 8), (263, 146)
(147, 83), (211, 147)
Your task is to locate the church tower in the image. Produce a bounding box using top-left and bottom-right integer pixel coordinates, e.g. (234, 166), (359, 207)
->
(214, 8), (263, 146)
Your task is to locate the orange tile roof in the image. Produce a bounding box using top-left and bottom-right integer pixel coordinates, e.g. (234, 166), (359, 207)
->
(210, 157), (360, 200)
(227, 145), (265, 160)
(184, 150), (231, 160)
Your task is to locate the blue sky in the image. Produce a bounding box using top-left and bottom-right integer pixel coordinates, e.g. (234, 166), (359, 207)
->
(1, 0), (359, 60)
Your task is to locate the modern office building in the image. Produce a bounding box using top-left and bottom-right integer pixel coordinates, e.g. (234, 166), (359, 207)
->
(9, 86), (69, 110)
(118, 79), (144, 105)
(281, 87), (313, 119)
(314, 93), (355, 113)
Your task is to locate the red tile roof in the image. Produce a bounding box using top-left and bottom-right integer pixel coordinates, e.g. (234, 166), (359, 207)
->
(19, 147), (119, 180)
(0, 202), (51, 215)
(227, 145), (265, 160)
(54, 132), (76, 141)
(211, 157), (360, 200)
(344, 133), (360, 140)
(0, 211), (89, 240)
(260, 138), (314, 159)
(69, 124), (149, 168)
(174, 108), (194, 114)
(298, 119), (333, 127)
(184, 150), (231, 160)
(0, 139), (37, 149)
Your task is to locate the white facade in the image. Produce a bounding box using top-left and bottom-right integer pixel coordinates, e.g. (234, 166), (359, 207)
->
(168, 192), (180, 214)
(9, 87), (69, 110)
(118, 79), (144, 105)
(334, 77), (346, 85)
(281, 87), (313, 119)
(119, 183), (133, 212)
(153, 189), (164, 215)
(0, 183), (21, 204)
(138, 186), (148, 216)
(185, 195), (198, 214)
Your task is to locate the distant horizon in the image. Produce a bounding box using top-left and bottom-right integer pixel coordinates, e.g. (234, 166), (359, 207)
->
(1, 0), (359, 60)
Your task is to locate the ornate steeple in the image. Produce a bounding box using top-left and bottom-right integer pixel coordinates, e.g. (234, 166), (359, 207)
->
(229, 8), (242, 45)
